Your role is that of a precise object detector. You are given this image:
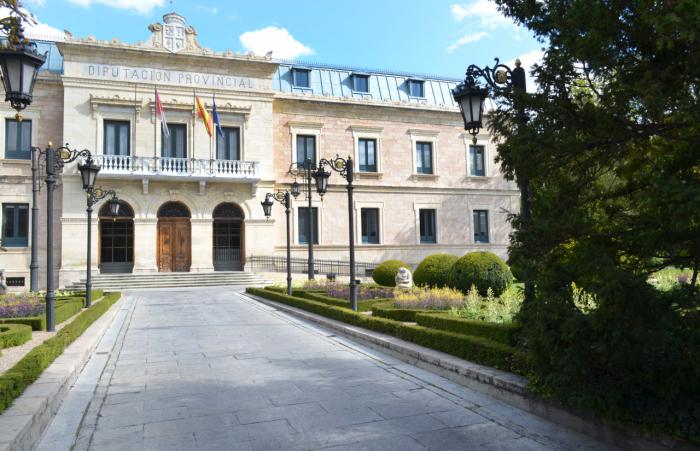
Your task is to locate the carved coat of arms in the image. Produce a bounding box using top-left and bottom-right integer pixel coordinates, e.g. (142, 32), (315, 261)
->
(163, 21), (185, 53)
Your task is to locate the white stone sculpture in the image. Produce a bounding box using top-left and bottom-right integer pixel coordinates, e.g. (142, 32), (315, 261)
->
(395, 267), (413, 289)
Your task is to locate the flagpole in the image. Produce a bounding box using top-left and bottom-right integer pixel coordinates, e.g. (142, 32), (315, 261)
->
(154, 86), (157, 160)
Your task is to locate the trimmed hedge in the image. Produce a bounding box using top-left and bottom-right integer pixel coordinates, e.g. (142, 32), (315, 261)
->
(373, 260), (410, 287)
(448, 251), (514, 296)
(0, 324), (32, 350)
(295, 290), (387, 312)
(413, 254), (459, 288)
(55, 301), (84, 325)
(371, 302), (435, 322)
(0, 292), (121, 413)
(0, 317), (43, 331)
(415, 313), (521, 346)
(247, 287), (528, 375)
(0, 300), (84, 332)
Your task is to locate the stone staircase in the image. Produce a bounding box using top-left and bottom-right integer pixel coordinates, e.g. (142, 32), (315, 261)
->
(63, 271), (273, 291)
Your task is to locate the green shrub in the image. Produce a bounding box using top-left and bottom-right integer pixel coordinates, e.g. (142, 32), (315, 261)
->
(0, 317), (44, 331)
(0, 292), (121, 413)
(0, 324), (32, 349)
(372, 260), (410, 287)
(415, 313), (520, 346)
(247, 287), (528, 374)
(371, 302), (434, 322)
(413, 254), (459, 288)
(294, 290), (386, 312)
(56, 301), (84, 324)
(448, 252), (513, 296)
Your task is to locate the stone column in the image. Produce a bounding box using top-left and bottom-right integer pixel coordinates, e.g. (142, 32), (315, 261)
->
(191, 218), (214, 272)
(133, 218), (159, 273)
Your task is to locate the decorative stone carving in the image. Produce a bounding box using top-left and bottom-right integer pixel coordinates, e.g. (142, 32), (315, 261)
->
(395, 267), (413, 289)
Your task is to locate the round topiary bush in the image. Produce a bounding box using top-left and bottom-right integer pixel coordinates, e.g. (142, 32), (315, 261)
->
(413, 253), (459, 288)
(372, 260), (411, 287)
(447, 251), (513, 296)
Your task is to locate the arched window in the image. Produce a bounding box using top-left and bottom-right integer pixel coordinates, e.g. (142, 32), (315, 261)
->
(99, 201), (134, 273)
(213, 202), (244, 271)
(157, 201), (191, 218)
(213, 202), (244, 219)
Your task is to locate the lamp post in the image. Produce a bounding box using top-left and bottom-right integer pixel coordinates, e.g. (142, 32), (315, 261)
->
(452, 58), (533, 305)
(84, 186), (119, 307)
(36, 144), (97, 331)
(289, 159), (316, 279)
(312, 155), (358, 311)
(30, 146), (39, 291)
(261, 191), (292, 295)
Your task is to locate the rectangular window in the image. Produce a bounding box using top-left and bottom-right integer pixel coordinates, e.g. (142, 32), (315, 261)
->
(419, 209), (437, 243)
(416, 141), (433, 174)
(296, 135), (316, 167)
(474, 210), (489, 243)
(216, 127), (240, 160)
(469, 145), (485, 176)
(361, 208), (380, 244)
(162, 124), (187, 158)
(358, 138), (377, 172)
(353, 74), (369, 93)
(298, 207), (319, 244)
(5, 119), (31, 160)
(2, 203), (29, 247)
(292, 68), (310, 88)
(409, 80), (425, 97)
(103, 120), (130, 156)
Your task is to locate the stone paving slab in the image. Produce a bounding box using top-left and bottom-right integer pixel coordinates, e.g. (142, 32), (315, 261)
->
(36, 287), (616, 451)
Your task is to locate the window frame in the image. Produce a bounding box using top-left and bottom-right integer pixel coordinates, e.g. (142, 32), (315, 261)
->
(297, 206), (320, 245)
(419, 208), (437, 244)
(216, 126), (241, 160)
(352, 74), (370, 93)
(289, 122), (323, 168)
(357, 138), (378, 173)
(292, 68), (311, 88)
(351, 126), (383, 175)
(473, 209), (490, 244)
(103, 120), (131, 156)
(4, 118), (32, 160)
(408, 79), (425, 98)
(415, 141), (434, 175)
(296, 134), (317, 168)
(354, 201), (384, 245)
(360, 208), (380, 244)
(161, 123), (187, 159)
(1, 203), (29, 247)
(469, 144), (486, 177)
(409, 129), (439, 177)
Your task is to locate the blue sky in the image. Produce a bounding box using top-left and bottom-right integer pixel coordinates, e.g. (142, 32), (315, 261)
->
(16, 0), (543, 80)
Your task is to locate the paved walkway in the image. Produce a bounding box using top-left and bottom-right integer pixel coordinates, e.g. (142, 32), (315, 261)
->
(37, 288), (614, 450)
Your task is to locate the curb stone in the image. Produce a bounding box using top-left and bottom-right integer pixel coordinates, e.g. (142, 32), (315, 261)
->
(245, 293), (690, 451)
(0, 297), (123, 451)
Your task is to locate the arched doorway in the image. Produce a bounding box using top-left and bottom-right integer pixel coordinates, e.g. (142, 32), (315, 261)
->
(157, 201), (191, 272)
(99, 201), (135, 274)
(212, 202), (244, 271)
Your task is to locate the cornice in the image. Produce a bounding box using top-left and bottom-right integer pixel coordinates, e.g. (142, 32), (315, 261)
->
(274, 92), (460, 115)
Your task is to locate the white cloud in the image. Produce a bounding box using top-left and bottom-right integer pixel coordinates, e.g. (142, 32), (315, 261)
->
(451, 0), (514, 29)
(0, 6), (64, 41)
(239, 26), (314, 59)
(66, 0), (165, 14)
(447, 31), (487, 53)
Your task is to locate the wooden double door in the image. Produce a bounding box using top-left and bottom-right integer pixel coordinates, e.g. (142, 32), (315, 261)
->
(157, 218), (191, 272)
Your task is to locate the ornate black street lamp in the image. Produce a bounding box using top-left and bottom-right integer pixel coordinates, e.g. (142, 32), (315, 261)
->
(289, 159), (316, 279)
(0, 22), (46, 116)
(261, 191), (292, 295)
(34, 143), (97, 331)
(452, 58), (533, 304)
(84, 186), (119, 307)
(313, 155), (358, 311)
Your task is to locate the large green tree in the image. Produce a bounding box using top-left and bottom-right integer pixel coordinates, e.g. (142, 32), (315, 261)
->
(488, 0), (700, 440)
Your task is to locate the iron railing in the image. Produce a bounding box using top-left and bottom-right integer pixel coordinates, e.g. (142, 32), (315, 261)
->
(248, 255), (377, 277)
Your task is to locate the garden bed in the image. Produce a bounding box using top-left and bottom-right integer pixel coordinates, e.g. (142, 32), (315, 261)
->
(247, 287), (528, 375)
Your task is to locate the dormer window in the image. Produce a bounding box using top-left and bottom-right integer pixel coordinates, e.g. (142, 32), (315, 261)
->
(352, 73), (370, 93)
(408, 79), (425, 98)
(292, 68), (311, 88)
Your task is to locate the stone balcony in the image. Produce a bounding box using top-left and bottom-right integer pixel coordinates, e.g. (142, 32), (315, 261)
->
(92, 154), (259, 184)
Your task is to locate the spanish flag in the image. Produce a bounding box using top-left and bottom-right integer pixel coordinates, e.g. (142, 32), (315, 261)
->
(195, 95), (213, 137)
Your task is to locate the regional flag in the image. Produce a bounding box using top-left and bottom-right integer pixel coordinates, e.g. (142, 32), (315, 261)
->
(155, 88), (169, 138)
(195, 95), (213, 137)
(212, 94), (224, 138)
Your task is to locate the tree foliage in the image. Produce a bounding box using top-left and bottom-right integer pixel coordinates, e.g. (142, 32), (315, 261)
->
(489, 0), (700, 441)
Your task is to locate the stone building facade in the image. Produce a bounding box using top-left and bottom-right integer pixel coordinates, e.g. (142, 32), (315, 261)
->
(0, 13), (518, 291)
